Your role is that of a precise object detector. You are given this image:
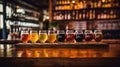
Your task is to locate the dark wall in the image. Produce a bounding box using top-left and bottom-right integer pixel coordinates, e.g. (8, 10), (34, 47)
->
(0, 29), (2, 39)
(0, 29), (9, 39)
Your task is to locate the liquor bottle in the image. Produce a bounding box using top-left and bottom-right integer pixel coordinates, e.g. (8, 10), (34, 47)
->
(59, 11), (62, 20)
(56, 12), (59, 20)
(83, 0), (87, 8)
(61, 0), (64, 4)
(59, 0), (62, 4)
(64, 11), (68, 20)
(79, 12), (82, 20)
(72, 11), (75, 20)
(98, 0), (102, 8)
(86, 11), (89, 19)
(82, 10), (86, 19)
(93, 10), (95, 19)
(76, 11), (78, 20)
(79, 1), (83, 9)
(67, 12), (71, 20)
(56, 0), (59, 4)
(67, 0), (70, 4)
(89, 10), (92, 20)
(53, 12), (57, 20)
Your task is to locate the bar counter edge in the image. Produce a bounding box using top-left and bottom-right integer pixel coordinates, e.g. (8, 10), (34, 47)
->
(0, 57), (120, 67)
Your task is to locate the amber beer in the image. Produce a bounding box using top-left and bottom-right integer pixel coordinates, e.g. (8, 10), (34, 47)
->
(30, 30), (39, 43)
(94, 30), (103, 42)
(39, 30), (48, 43)
(21, 30), (30, 43)
(48, 30), (56, 43)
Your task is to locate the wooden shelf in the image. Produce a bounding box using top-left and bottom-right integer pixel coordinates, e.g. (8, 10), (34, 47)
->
(0, 39), (22, 44)
(52, 18), (120, 21)
(15, 42), (109, 48)
(7, 18), (39, 24)
(53, 7), (120, 11)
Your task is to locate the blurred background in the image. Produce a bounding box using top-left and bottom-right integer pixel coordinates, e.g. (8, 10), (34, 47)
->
(0, 0), (120, 39)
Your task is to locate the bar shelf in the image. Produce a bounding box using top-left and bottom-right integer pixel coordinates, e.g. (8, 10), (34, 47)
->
(15, 42), (109, 48)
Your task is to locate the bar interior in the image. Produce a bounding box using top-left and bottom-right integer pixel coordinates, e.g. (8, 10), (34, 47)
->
(0, 0), (120, 67)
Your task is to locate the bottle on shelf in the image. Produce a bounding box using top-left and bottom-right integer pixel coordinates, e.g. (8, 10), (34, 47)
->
(64, 11), (68, 20)
(82, 10), (86, 19)
(67, 12), (71, 20)
(79, 11), (82, 20)
(76, 11), (78, 20)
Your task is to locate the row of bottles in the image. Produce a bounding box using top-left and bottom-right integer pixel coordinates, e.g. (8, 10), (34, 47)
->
(74, 21), (87, 30)
(55, 0), (70, 5)
(54, 0), (119, 10)
(97, 21), (120, 30)
(53, 9), (119, 20)
(97, 9), (118, 19)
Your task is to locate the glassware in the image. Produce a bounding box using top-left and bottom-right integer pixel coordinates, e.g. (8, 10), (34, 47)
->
(94, 30), (103, 42)
(84, 30), (94, 42)
(21, 30), (30, 43)
(75, 30), (84, 42)
(57, 30), (65, 43)
(10, 28), (19, 40)
(39, 30), (48, 43)
(48, 30), (57, 43)
(30, 30), (39, 43)
(65, 30), (75, 43)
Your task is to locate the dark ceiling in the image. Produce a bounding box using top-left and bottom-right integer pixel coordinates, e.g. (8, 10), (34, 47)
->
(22, 0), (49, 9)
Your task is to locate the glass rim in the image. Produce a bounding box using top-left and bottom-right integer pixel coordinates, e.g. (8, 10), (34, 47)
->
(39, 30), (47, 34)
(94, 30), (102, 33)
(57, 30), (65, 34)
(75, 30), (83, 34)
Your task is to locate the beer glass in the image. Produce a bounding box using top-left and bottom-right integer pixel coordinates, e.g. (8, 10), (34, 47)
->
(75, 30), (84, 42)
(48, 30), (57, 43)
(65, 30), (75, 43)
(84, 30), (94, 42)
(94, 30), (103, 42)
(21, 30), (30, 43)
(57, 30), (66, 43)
(39, 30), (48, 43)
(30, 30), (39, 43)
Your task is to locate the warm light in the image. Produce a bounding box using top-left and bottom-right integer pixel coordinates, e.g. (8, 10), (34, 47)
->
(46, 16), (49, 19)
(16, 8), (25, 14)
(102, 0), (106, 2)
(72, 0), (75, 4)
(16, 5), (20, 9)
(10, 21), (39, 27)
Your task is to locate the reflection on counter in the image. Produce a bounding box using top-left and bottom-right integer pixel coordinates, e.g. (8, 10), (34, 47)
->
(0, 44), (120, 58)
(16, 48), (111, 58)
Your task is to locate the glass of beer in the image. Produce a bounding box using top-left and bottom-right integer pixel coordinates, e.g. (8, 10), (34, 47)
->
(48, 30), (57, 43)
(21, 30), (30, 43)
(39, 30), (48, 43)
(65, 30), (75, 43)
(75, 30), (84, 42)
(84, 30), (94, 42)
(30, 30), (39, 43)
(57, 30), (66, 43)
(94, 30), (103, 42)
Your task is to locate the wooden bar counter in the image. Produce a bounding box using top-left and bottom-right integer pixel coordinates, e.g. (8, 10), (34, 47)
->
(0, 39), (120, 67)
